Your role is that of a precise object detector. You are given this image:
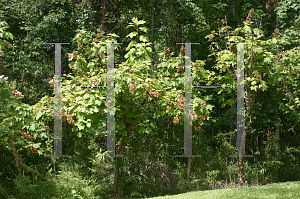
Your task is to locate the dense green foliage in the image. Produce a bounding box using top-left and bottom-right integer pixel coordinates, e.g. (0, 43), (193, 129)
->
(0, 0), (299, 198)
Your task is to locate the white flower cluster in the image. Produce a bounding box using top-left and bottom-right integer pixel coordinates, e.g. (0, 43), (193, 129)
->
(173, 116), (179, 125)
(11, 90), (24, 98)
(189, 110), (197, 121)
(129, 83), (136, 93)
(174, 93), (184, 110)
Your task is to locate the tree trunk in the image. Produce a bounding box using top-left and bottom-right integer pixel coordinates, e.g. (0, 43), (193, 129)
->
(114, 164), (120, 192)
(100, 0), (107, 32)
(116, 169), (127, 198)
(230, 0), (235, 15)
(11, 139), (47, 182)
(238, 156), (244, 186)
(90, 0), (120, 34)
(113, 132), (129, 197)
(113, 96), (153, 197)
(242, 83), (253, 186)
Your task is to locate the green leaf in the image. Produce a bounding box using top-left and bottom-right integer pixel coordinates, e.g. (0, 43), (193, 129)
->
(107, 33), (119, 38)
(250, 85), (258, 90)
(126, 32), (138, 38)
(126, 24), (134, 28)
(121, 130), (127, 136)
(126, 117), (133, 123)
(36, 111), (43, 120)
(32, 143), (41, 148)
(83, 93), (89, 100)
(86, 123), (91, 128)
(139, 27), (148, 33)
(243, 25), (251, 33)
(139, 35), (148, 42)
(95, 100), (101, 105)
(93, 107), (99, 113)
(87, 62), (95, 68)
(76, 96), (83, 102)
(132, 17), (138, 24)
(40, 133), (47, 138)
(127, 109), (134, 117)
(78, 123), (85, 130)
(206, 104), (214, 111)
(30, 123), (36, 131)
(0, 123), (5, 131)
(137, 20), (146, 25)
(137, 127), (145, 133)
(150, 123), (156, 129)
(123, 137), (129, 143)
(131, 191), (141, 197)
(75, 61), (81, 69)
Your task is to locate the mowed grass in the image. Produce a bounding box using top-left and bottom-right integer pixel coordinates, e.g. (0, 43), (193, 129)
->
(149, 181), (300, 199)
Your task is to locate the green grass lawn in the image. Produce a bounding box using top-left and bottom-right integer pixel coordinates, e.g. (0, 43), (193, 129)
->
(149, 181), (300, 199)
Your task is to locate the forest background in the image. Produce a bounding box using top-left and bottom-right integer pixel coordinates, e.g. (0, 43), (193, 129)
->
(0, 0), (299, 198)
